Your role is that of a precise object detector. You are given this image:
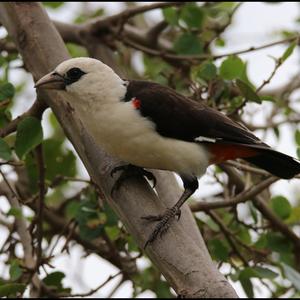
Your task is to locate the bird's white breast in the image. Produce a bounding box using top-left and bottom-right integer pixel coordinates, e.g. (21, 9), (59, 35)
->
(72, 96), (211, 177)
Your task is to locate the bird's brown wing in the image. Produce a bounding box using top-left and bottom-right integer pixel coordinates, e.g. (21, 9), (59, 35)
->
(124, 80), (265, 147)
(123, 80), (300, 179)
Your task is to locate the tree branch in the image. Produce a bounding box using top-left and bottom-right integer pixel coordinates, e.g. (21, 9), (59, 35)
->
(219, 165), (300, 260)
(119, 33), (300, 64)
(35, 144), (45, 272)
(86, 2), (185, 35)
(0, 99), (47, 138)
(0, 171), (41, 296)
(0, 37), (17, 53)
(189, 176), (278, 212)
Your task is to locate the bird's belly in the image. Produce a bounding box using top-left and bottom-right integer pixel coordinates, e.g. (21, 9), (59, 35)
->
(107, 132), (209, 176)
(81, 102), (211, 176)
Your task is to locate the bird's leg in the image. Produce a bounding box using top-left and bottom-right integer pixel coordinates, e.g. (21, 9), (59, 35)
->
(110, 164), (156, 195)
(142, 175), (198, 249)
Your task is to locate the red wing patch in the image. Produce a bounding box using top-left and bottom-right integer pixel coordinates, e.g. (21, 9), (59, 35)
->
(208, 144), (259, 164)
(132, 98), (141, 109)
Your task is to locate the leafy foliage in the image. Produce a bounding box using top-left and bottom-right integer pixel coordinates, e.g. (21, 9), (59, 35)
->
(15, 116), (43, 159)
(0, 1), (300, 298)
(173, 33), (204, 55)
(0, 138), (12, 160)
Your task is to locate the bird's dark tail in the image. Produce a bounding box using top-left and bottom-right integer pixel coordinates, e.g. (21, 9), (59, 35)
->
(245, 149), (300, 179)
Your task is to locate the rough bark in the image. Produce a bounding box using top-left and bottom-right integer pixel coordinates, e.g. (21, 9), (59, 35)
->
(0, 2), (238, 298)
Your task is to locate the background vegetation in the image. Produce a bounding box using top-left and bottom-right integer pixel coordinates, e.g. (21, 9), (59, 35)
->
(0, 2), (299, 298)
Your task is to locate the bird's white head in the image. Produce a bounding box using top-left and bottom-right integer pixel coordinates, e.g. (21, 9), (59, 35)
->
(35, 57), (126, 104)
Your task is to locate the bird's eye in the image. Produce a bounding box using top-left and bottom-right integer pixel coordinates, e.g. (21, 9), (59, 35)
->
(66, 67), (86, 81)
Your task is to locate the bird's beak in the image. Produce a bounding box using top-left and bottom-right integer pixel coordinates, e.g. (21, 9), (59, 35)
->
(34, 72), (65, 90)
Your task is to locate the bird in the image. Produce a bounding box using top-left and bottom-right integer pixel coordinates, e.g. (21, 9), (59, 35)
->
(35, 57), (300, 248)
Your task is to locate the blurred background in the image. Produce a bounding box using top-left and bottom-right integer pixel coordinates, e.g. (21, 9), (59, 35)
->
(0, 2), (300, 298)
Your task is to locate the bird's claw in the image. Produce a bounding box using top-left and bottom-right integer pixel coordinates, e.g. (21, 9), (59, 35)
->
(110, 165), (126, 178)
(110, 164), (156, 196)
(143, 170), (157, 189)
(142, 206), (181, 249)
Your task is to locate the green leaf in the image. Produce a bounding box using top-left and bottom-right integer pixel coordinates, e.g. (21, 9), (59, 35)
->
(127, 235), (139, 252)
(208, 239), (229, 261)
(43, 271), (65, 288)
(43, 2), (64, 9)
(240, 277), (254, 298)
(248, 202), (258, 223)
(237, 227), (252, 245)
(261, 95), (276, 102)
(0, 138), (12, 161)
(252, 266), (278, 279)
(103, 202), (118, 227)
(266, 232), (292, 254)
(281, 41), (297, 62)
(143, 56), (171, 85)
(75, 189), (104, 241)
(0, 110), (12, 128)
(9, 260), (22, 281)
(105, 226), (120, 241)
(204, 217), (219, 232)
(15, 117), (43, 160)
(282, 263), (300, 291)
(295, 130), (300, 146)
(239, 267), (277, 296)
(215, 38), (226, 47)
(43, 138), (76, 181)
(220, 55), (245, 80)
(65, 201), (81, 219)
(0, 55), (6, 67)
(240, 266), (277, 280)
(236, 79), (261, 104)
(286, 206), (300, 225)
(0, 82), (15, 101)
(255, 234), (267, 249)
(154, 281), (172, 298)
(0, 283), (26, 297)
(270, 196), (292, 220)
(297, 147), (300, 159)
(180, 4), (206, 29)
(174, 33), (204, 55)
(162, 7), (178, 26)
(273, 126), (280, 139)
(196, 61), (217, 81)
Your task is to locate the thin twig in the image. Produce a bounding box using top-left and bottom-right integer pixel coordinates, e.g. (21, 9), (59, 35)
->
(88, 2), (185, 34)
(246, 116), (300, 131)
(0, 169), (22, 202)
(60, 271), (122, 297)
(107, 276), (125, 298)
(35, 144), (46, 272)
(207, 3), (243, 43)
(224, 161), (270, 176)
(256, 58), (282, 93)
(231, 37), (299, 114)
(226, 160), (300, 179)
(208, 211), (249, 266)
(47, 219), (75, 258)
(122, 34), (300, 63)
(254, 195), (300, 249)
(189, 176), (278, 212)
(0, 100), (47, 138)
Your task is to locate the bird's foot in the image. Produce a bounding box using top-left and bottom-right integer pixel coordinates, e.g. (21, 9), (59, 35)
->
(110, 164), (156, 195)
(142, 206), (181, 249)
